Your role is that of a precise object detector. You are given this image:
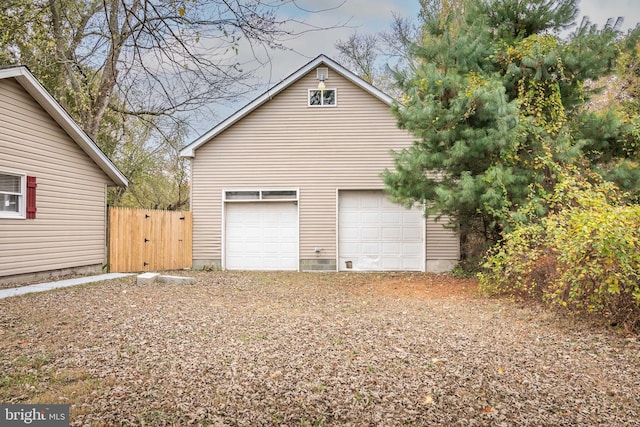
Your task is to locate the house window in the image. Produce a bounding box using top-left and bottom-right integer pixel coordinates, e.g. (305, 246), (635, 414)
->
(225, 189), (298, 202)
(225, 191), (260, 200)
(262, 190), (297, 200)
(0, 171), (25, 218)
(308, 89), (336, 107)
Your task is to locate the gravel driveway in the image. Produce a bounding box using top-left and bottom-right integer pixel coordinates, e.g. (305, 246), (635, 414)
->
(1, 271), (639, 426)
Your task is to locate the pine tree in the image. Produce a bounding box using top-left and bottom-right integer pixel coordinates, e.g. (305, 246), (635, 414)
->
(384, 0), (639, 244)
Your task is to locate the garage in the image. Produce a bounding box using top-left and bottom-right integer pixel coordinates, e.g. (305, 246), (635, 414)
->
(338, 190), (424, 271)
(224, 190), (299, 270)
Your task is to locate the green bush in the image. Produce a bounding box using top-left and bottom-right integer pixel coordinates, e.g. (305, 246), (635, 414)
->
(479, 176), (640, 331)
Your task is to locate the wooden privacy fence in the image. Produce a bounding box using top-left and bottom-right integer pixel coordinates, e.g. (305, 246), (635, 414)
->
(109, 207), (192, 272)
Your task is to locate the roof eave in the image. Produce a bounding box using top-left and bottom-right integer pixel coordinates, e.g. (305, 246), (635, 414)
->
(0, 67), (128, 187)
(179, 54), (395, 158)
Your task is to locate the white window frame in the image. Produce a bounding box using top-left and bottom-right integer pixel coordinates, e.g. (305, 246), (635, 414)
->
(308, 88), (337, 107)
(0, 170), (26, 219)
(223, 189), (299, 202)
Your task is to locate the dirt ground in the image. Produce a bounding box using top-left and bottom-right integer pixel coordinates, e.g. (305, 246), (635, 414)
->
(352, 272), (478, 299)
(0, 271), (638, 426)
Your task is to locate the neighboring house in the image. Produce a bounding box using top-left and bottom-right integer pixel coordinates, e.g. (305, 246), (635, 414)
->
(180, 55), (459, 272)
(0, 66), (127, 284)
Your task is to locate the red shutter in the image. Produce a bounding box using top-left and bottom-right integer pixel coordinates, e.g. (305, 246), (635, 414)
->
(26, 176), (36, 219)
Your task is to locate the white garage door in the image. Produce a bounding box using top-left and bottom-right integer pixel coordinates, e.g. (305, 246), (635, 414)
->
(339, 190), (424, 271)
(225, 202), (298, 270)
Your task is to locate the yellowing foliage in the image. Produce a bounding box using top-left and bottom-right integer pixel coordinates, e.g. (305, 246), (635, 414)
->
(480, 174), (640, 332)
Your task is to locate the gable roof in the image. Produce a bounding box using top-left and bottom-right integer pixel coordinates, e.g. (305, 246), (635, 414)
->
(179, 54), (394, 158)
(0, 66), (128, 187)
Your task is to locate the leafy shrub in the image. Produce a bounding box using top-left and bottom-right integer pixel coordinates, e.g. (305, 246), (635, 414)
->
(479, 175), (640, 332)
(546, 202), (640, 323)
(477, 222), (550, 298)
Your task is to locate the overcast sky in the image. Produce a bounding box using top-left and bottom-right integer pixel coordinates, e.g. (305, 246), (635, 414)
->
(189, 0), (640, 137)
(260, 0), (640, 83)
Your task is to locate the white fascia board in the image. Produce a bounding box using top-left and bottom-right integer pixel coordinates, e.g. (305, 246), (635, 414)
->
(179, 54), (395, 158)
(0, 66), (128, 187)
(318, 55), (394, 105)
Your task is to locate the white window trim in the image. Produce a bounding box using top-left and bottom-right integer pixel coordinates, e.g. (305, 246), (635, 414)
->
(308, 88), (337, 107)
(223, 188), (299, 202)
(0, 169), (26, 219)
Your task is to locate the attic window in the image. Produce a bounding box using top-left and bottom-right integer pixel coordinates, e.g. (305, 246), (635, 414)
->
(308, 89), (336, 107)
(316, 67), (329, 81)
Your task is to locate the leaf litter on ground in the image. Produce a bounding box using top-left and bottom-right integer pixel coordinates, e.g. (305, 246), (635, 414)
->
(0, 271), (638, 426)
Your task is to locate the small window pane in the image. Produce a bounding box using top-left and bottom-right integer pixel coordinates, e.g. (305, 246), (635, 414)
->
(323, 90), (336, 105)
(262, 190), (297, 200)
(0, 174), (20, 193)
(1, 194), (19, 213)
(309, 90), (322, 106)
(225, 191), (260, 200)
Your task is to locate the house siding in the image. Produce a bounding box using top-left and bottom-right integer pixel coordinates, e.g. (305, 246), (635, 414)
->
(426, 215), (460, 272)
(191, 64), (460, 271)
(0, 79), (113, 278)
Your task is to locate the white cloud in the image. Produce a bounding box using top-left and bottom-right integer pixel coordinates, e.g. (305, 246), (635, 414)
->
(578, 0), (640, 31)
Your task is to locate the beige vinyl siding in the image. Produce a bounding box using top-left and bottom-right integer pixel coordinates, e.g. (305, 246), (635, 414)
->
(426, 216), (460, 260)
(191, 64), (460, 268)
(192, 67), (411, 263)
(0, 79), (112, 277)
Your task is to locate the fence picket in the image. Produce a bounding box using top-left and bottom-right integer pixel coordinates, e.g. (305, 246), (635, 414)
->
(109, 207), (192, 272)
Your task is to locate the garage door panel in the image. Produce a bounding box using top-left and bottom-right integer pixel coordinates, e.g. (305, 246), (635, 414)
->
(382, 212), (401, 224)
(361, 212), (380, 224)
(263, 242), (297, 252)
(361, 196), (381, 208)
(341, 242), (361, 253)
(341, 228), (360, 240)
(341, 197), (360, 208)
(339, 191), (423, 272)
(361, 227), (380, 239)
(381, 242), (400, 254)
(403, 242), (422, 253)
(263, 242), (281, 252)
(262, 229), (280, 238)
(358, 256), (381, 270)
(225, 202), (298, 270)
(402, 227), (421, 239)
(264, 213), (284, 223)
(280, 228), (298, 238)
(281, 242), (298, 251)
(382, 258), (402, 270)
(361, 242), (380, 255)
(401, 259), (421, 270)
(382, 228), (401, 239)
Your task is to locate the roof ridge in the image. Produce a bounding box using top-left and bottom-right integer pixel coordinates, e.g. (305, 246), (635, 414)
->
(180, 54), (393, 158)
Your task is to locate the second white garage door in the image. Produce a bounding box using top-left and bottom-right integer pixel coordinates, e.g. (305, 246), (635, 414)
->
(338, 190), (424, 271)
(225, 202), (298, 270)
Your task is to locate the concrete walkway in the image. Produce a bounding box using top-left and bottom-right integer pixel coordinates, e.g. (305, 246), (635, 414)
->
(0, 273), (133, 300)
